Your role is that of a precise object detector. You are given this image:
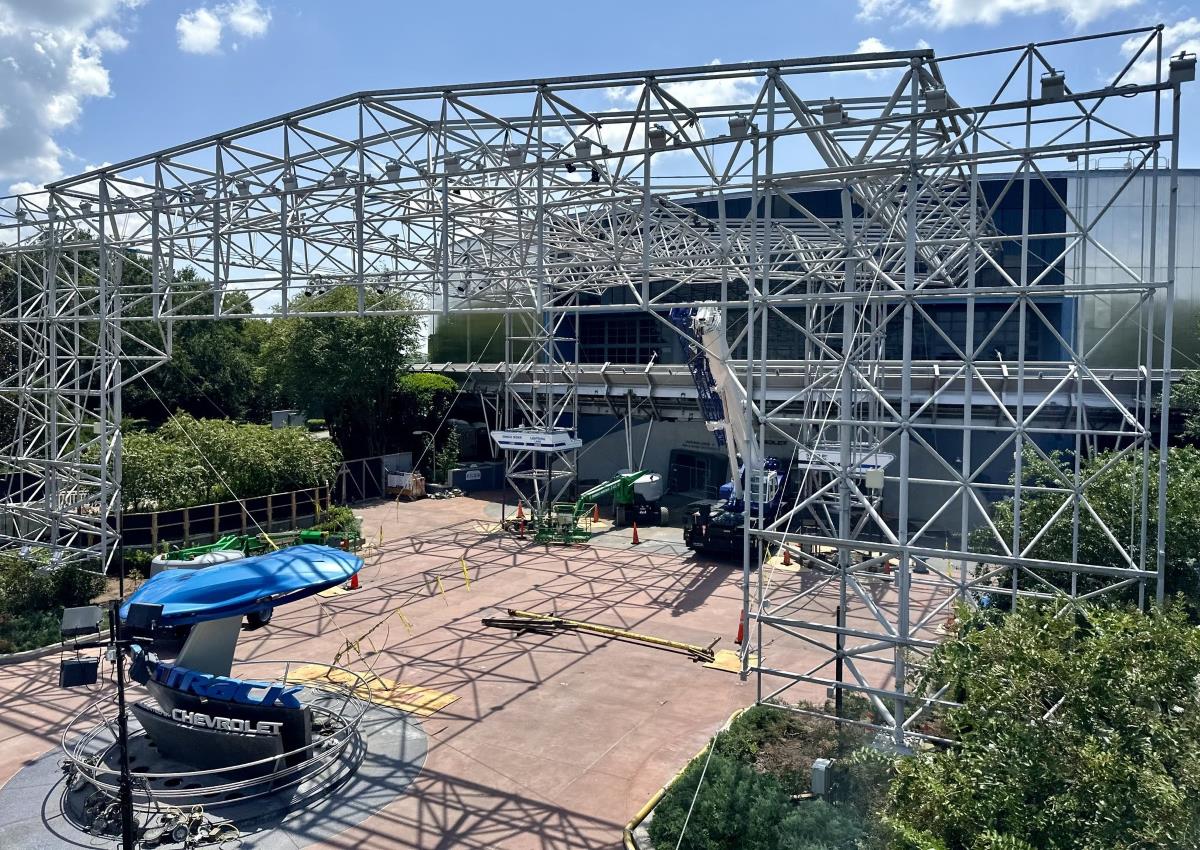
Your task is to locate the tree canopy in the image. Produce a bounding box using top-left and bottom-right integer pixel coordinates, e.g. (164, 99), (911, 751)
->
(981, 445), (1200, 608)
(260, 285), (423, 458)
(884, 602), (1200, 850)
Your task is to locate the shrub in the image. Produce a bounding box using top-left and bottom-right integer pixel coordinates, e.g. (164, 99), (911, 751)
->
(648, 749), (864, 850)
(0, 554), (106, 653)
(313, 505), (360, 536)
(122, 414), (342, 511)
(305, 418), (326, 431)
(884, 601), (1200, 850)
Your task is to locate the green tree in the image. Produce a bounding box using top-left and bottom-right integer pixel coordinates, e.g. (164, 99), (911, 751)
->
(261, 286), (421, 458)
(884, 602), (1200, 850)
(980, 446), (1200, 608)
(122, 269), (273, 423)
(392, 372), (458, 438)
(1176, 370), (1200, 441)
(434, 427), (461, 483)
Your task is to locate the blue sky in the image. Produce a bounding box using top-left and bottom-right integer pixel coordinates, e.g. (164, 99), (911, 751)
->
(0, 0), (1197, 193)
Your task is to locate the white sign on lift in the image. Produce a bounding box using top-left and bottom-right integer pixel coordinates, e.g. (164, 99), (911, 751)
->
(797, 447), (895, 478)
(490, 427), (583, 452)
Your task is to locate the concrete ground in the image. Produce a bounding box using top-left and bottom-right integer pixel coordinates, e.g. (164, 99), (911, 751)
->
(0, 492), (940, 849)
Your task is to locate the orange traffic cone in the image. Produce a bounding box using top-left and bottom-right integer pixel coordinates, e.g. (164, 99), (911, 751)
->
(346, 571), (360, 591)
(782, 547), (793, 567)
(735, 611), (745, 644)
(516, 503), (525, 520)
(631, 522), (641, 545)
(592, 503), (600, 523)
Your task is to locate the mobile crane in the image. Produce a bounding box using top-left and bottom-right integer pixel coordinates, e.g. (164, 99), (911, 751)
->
(670, 305), (790, 558)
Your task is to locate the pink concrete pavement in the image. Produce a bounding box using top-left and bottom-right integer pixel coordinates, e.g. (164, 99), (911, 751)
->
(0, 492), (939, 849)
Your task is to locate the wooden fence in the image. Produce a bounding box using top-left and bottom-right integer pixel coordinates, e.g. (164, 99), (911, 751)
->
(120, 486), (331, 551)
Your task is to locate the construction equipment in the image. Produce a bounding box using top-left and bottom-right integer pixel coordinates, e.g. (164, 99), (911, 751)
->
(670, 305), (792, 557)
(482, 609), (718, 663)
(503, 469), (665, 545)
(579, 470), (666, 527)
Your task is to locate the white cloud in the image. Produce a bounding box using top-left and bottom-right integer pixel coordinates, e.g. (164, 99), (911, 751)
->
(1121, 18), (1200, 84)
(0, 0), (141, 193)
(91, 26), (128, 52)
(225, 0), (270, 37)
(605, 59), (759, 110)
(854, 37), (894, 79)
(176, 1), (271, 55)
(857, 0), (1141, 28)
(176, 8), (222, 54)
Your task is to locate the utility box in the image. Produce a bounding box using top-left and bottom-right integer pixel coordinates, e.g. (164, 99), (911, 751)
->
(449, 461), (503, 491)
(271, 409), (306, 429)
(811, 757), (833, 796)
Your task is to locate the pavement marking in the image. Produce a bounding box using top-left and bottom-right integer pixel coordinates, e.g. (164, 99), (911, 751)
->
(318, 584), (355, 598)
(289, 664), (460, 717)
(703, 649), (758, 674)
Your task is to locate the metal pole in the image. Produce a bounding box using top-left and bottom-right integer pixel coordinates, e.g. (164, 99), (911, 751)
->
(109, 602), (135, 850)
(1154, 71), (1182, 606)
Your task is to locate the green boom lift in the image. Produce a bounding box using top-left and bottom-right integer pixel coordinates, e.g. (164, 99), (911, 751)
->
(513, 470), (660, 545)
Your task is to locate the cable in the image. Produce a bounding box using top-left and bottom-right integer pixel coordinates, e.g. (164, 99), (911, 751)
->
(673, 729), (720, 850)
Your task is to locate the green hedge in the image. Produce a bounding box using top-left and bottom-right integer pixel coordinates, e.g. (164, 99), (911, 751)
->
(647, 703), (885, 850)
(0, 554), (107, 653)
(648, 749), (867, 850)
(122, 414), (341, 512)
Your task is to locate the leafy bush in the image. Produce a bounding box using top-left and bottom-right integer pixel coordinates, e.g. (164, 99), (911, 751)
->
(122, 414), (341, 511)
(884, 601), (1200, 850)
(978, 446), (1200, 610)
(305, 418), (327, 431)
(648, 749), (864, 850)
(313, 505), (360, 536)
(0, 554), (107, 652)
(711, 702), (874, 796)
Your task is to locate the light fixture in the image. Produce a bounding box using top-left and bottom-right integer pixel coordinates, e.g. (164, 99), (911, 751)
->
(1040, 70), (1065, 101)
(61, 605), (103, 639)
(15, 208), (27, 221)
(505, 146), (524, 165)
(282, 172), (299, 192)
(444, 154), (462, 174)
(728, 114), (750, 137)
(573, 138), (592, 158)
(821, 98), (846, 125)
(385, 159), (403, 180)
(331, 167), (348, 187)
(236, 179), (251, 197)
(79, 201), (92, 215)
(565, 161), (576, 173)
(647, 124), (668, 149)
(1170, 52), (1197, 84)
(925, 87), (948, 111)
(590, 168), (601, 183)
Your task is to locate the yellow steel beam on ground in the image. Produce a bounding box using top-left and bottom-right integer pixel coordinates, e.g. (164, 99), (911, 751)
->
(497, 609), (719, 663)
(288, 664), (459, 717)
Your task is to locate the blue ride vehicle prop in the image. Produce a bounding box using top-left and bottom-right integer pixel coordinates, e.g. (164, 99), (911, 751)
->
(121, 543), (363, 633)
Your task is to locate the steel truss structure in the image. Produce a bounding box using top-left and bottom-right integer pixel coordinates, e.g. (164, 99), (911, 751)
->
(0, 27), (1189, 743)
